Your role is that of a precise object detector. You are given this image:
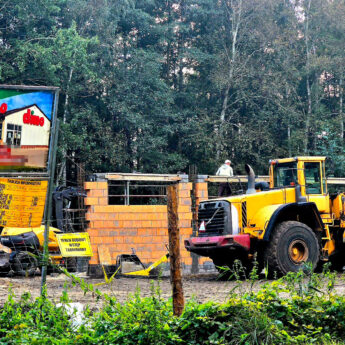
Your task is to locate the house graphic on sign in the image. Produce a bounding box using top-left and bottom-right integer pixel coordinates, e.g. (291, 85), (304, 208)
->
(0, 104), (51, 168)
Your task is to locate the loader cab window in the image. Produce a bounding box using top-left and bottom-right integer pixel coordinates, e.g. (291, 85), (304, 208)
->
(304, 162), (322, 194)
(273, 162), (297, 188)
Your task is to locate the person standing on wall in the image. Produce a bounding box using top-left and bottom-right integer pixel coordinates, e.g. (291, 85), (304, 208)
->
(216, 159), (233, 197)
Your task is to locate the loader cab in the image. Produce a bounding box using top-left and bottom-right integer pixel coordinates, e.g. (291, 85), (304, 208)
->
(270, 156), (330, 214)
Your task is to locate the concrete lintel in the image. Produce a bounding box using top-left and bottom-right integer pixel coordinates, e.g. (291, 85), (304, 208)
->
(178, 174), (189, 183)
(195, 175), (208, 183)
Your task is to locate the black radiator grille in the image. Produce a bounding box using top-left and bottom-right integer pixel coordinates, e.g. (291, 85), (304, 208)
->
(242, 201), (247, 228)
(197, 201), (230, 236)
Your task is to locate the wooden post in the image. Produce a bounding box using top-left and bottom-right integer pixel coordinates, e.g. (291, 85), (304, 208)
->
(167, 184), (184, 316)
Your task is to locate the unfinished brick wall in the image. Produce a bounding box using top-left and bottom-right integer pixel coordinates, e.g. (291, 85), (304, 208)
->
(194, 181), (208, 211)
(84, 181), (193, 268)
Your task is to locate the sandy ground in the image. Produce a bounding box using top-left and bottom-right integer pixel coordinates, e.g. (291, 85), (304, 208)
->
(1, 272), (345, 307)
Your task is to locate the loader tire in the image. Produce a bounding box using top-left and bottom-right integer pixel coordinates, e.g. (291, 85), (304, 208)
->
(329, 244), (345, 272)
(212, 257), (235, 280)
(11, 252), (38, 277)
(264, 221), (319, 277)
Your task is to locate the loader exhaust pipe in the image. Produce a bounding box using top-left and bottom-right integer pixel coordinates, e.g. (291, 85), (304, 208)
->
(245, 164), (256, 194)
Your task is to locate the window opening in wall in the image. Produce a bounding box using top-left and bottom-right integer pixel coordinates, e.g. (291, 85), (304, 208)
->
(208, 180), (244, 199)
(6, 123), (22, 146)
(108, 180), (174, 205)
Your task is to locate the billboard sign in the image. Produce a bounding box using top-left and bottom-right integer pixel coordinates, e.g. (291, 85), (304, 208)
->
(0, 85), (59, 172)
(0, 178), (48, 227)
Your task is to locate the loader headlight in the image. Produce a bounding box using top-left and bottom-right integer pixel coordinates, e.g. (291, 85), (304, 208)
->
(231, 204), (239, 235)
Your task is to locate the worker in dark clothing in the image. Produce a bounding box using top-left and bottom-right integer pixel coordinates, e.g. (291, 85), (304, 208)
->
(216, 160), (233, 197)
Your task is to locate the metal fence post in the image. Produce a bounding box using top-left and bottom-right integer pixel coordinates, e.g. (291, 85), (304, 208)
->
(40, 119), (60, 295)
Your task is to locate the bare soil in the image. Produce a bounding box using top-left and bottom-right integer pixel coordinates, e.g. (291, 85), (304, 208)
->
(1, 272), (345, 307)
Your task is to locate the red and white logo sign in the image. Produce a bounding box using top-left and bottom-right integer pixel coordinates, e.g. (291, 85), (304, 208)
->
(199, 221), (206, 232)
(0, 103), (7, 114)
(23, 109), (44, 127)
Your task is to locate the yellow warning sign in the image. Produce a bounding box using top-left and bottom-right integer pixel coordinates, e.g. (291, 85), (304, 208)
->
(57, 232), (93, 257)
(0, 178), (47, 227)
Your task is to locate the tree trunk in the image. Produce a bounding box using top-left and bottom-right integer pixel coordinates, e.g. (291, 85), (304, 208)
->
(58, 66), (74, 185)
(303, 0), (312, 154)
(340, 75), (344, 143)
(217, 0), (242, 160)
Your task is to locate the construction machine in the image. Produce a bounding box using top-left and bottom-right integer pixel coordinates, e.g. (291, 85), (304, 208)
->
(0, 187), (85, 276)
(185, 157), (345, 275)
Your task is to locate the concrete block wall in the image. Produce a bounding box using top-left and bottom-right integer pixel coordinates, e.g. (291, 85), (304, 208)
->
(84, 181), (194, 268)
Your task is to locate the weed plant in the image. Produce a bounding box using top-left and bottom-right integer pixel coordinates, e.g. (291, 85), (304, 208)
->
(1, 265), (345, 344)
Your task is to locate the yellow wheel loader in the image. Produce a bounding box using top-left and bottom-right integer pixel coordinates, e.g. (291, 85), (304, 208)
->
(185, 157), (345, 276)
(0, 225), (62, 276)
(0, 187), (84, 276)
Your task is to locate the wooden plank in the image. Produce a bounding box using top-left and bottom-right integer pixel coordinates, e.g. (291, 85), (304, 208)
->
(105, 173), (181, 182)
(98, 245), (112, 266)
(327, 178), (345, 185)
(207, 175), (345, 185)
(206, 175), (270, 183)
(167, 184), (184, 316)
(103, 172), (345, 184)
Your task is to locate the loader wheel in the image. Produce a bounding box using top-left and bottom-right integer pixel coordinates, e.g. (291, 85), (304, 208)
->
(66, 257), (77, 273)
(264, 221), (319, 277)
(212, 257), (235, 279)
(11, 252), (38, 277)
(329, 244), (345, 272)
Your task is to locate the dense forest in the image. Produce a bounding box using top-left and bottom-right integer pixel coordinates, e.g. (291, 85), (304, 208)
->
(1, 0), (344, 178)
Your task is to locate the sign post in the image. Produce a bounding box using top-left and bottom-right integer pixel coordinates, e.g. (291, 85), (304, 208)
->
(40, 118), (59, 294)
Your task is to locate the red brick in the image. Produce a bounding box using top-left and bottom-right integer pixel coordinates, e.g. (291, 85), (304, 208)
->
(178, 183), (192, 190)
(179, 199), (192, 206)
(178, 190), (190, 198)
(84, 182), (98, 190)
(177, 206), (191, 213)
(101, 236), (114, 244)
(125, 237), (135, 244)
(93, 220), (105, 228)
(84, 197), (98, 206)
(180, 228), (192, 236)
(91, 237), (104, 244)
(88, 189), (104, 197)
(97, 182), (108, 189)
(148, 228), (157, 236)
(119, 229), (138, 236)
(195, 183), (208, 191)
(98, 197), (108, 206)
(137, 228), (149, 236)
(113, 237), (124, 244)
(87, 229), (101, 237)
(157, 228), (167, 236)
(196, 190), (208, 198)
(179, 213), (192, 220)
(142, 236), (153, 244)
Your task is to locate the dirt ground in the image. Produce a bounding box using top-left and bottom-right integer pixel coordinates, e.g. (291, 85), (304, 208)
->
(2, 272), (345, 307)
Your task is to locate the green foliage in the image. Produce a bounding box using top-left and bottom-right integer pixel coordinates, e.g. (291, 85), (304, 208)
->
(0, 290), (76, 344)
(3, 269), (345, 344)
(1, 0), (344, 177)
